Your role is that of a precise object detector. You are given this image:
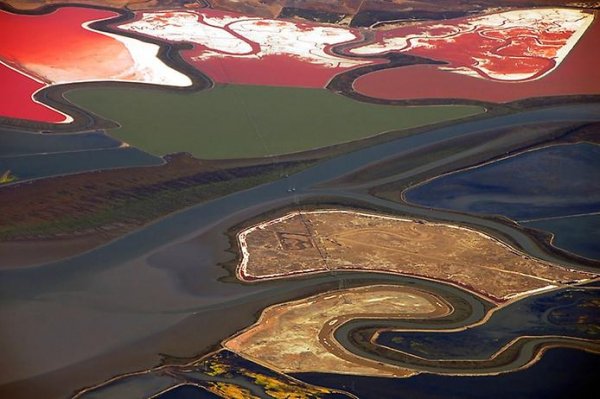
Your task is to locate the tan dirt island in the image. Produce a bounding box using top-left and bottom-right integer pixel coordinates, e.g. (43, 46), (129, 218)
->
(224, 284), (450, 377)
(236, 209), (594, 302)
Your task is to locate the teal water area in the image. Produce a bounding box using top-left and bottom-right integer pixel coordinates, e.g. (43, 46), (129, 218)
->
(0, 128), (120, 156)
(0, 147), (162, 182)
(0, 128), (162, 182)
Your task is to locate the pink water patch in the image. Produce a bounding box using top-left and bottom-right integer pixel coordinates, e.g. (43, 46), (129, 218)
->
(353, 11), (600, 103)
(0, 63), (67, 123)
(350, 9), (594, 82)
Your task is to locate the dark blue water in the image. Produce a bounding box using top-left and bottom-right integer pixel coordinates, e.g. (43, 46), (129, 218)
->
(296, 347), (600, 399)
(157, 385), (221, 399)
(376, 288), (599, 360)
(523, 214), (600, 261)
(405, 143), (600, 221)
(0, 147), (162, 182)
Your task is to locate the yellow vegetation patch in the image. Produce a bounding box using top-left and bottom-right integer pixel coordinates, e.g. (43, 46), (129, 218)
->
(206, 382), (260, 399)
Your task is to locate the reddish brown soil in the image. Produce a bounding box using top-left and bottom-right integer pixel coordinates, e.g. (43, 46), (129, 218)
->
(208, 0), (283, 18)
(3, 0), (198, 11)
(285, 0), (362, 15)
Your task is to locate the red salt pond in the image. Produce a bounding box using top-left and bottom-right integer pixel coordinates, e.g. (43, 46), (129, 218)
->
(0, 7), (190, 123)
(1, 7), (121, 83)
(2, 6), (595, 124)
(119, 9), (377, 88)
(0, 62), (69, 123)
(351, 9), (598, 103)
(0, 7), (118, 122)
(120, 8), (595, 99)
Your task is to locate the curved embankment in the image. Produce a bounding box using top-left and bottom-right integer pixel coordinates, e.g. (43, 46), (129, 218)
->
(236, 209), (594, 302)
(335, 286), (600, 375)
(224, 268), (598, 379)
(68, 274), (490, 399)
(224, 285), (452, 377)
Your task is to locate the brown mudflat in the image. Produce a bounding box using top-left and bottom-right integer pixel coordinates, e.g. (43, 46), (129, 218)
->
(224, 284), (450, 376)
(0, 235), (108, 268)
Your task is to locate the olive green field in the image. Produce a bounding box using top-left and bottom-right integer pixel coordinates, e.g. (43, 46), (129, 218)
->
(65, 84), (484, 159)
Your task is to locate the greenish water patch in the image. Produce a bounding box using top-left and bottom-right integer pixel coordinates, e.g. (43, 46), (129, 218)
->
(65, 85), (483, 159)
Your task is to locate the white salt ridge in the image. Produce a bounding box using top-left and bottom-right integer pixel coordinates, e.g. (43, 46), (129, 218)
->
(350, 8), (594, 81)
(8, 16), (193, 124)
(123, 12), (255, 54)
(120, 11), (369, 68)
(97, 27), (192, 87)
